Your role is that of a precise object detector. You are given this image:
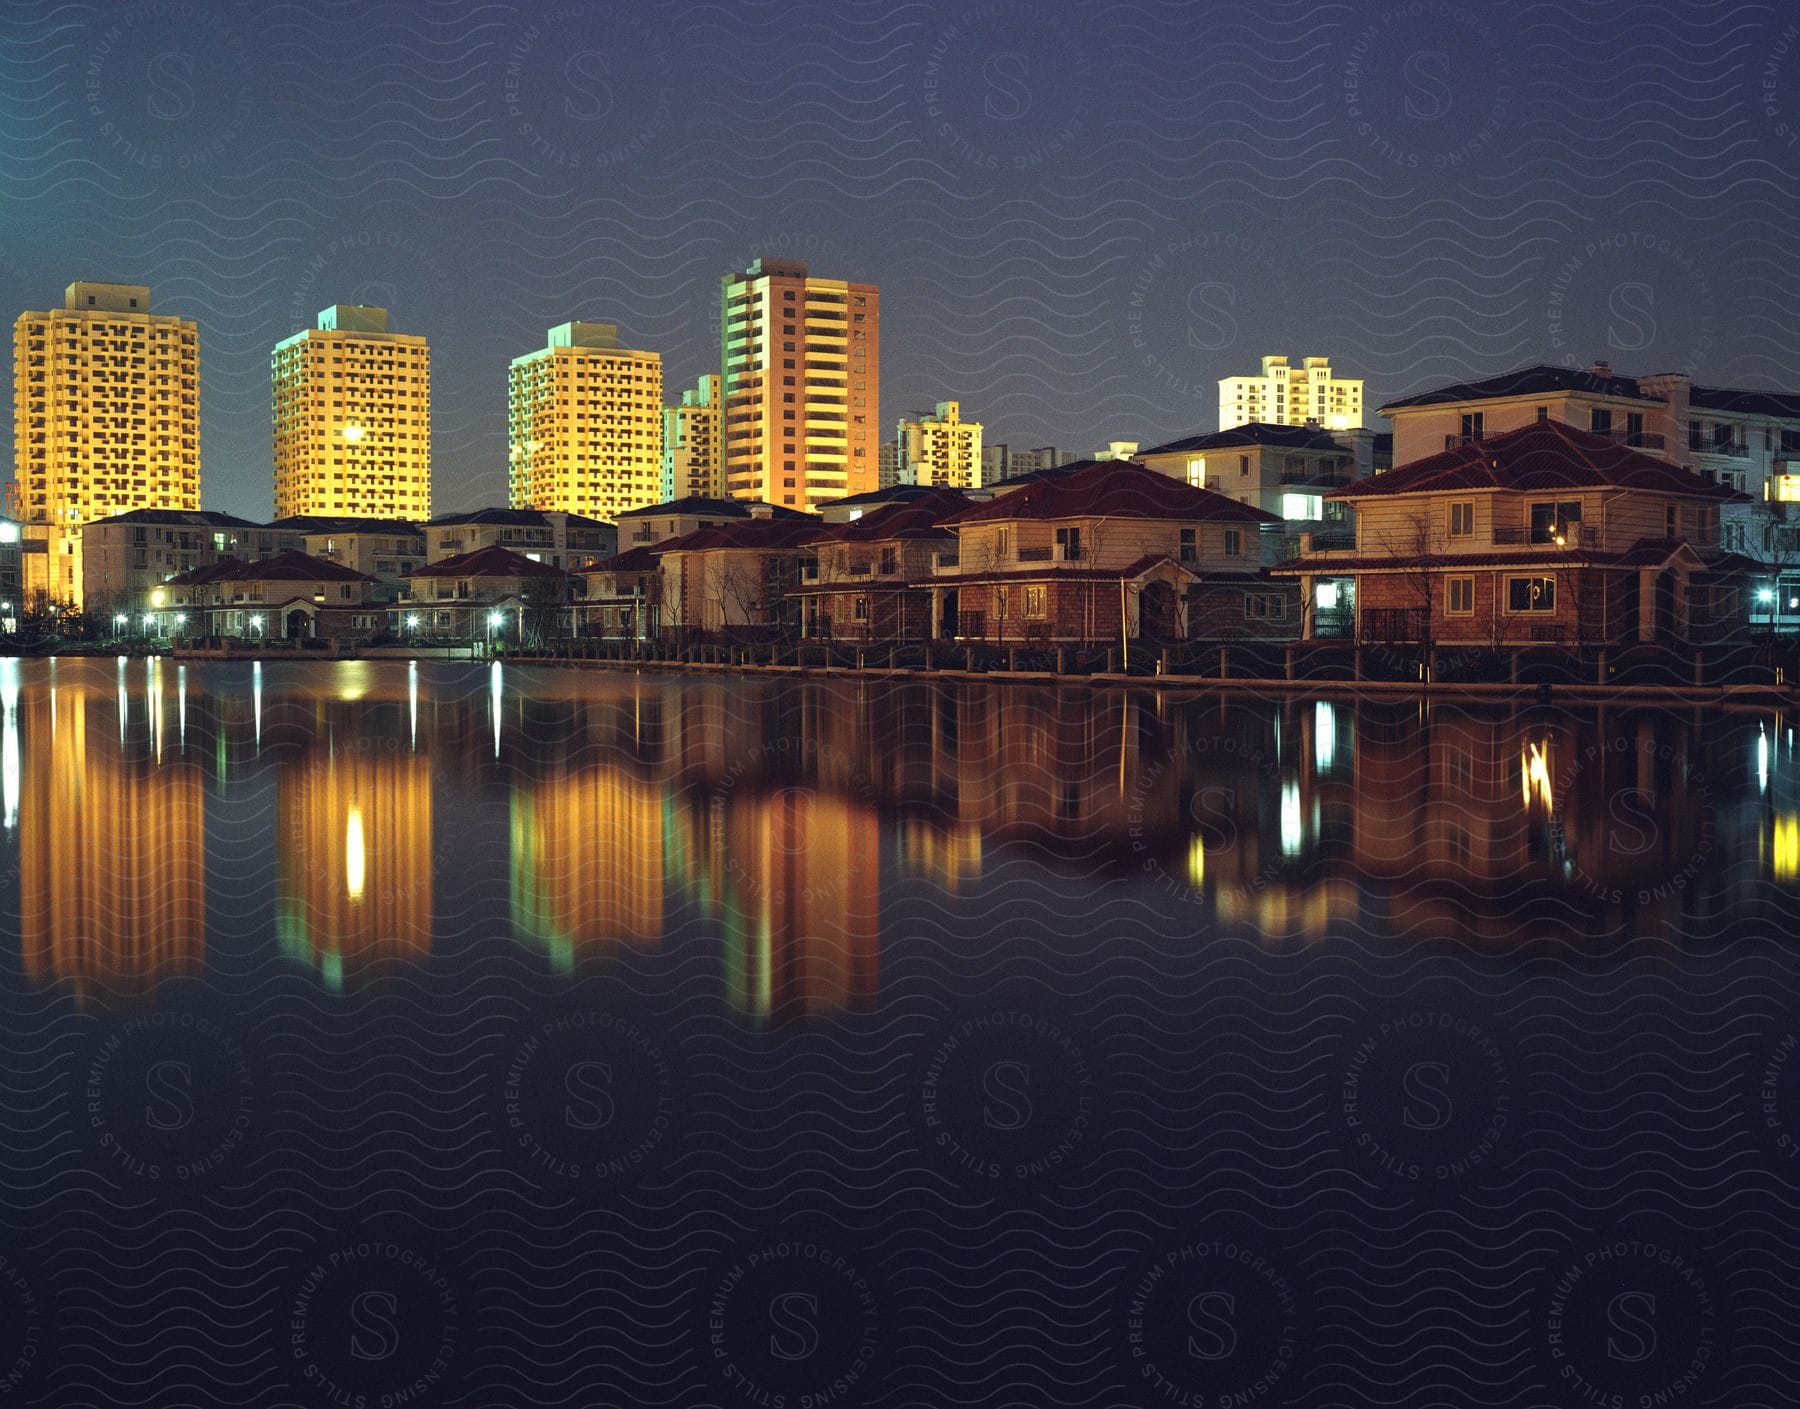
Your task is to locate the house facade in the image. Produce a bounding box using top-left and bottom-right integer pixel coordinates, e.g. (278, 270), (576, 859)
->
(424, 508), (615, 573)
(400, 544), (578, 642)
(656, 516), (823, 637)
(793, 488), (965, 641)
(924, 459), (1293, 643)
(158, 551), (382, 639)
(1277, 420), (1752, 647)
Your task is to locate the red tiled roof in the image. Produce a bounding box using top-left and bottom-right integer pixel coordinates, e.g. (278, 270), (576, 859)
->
(812, 489), (966, 543)
(657, 519), (825, 553)
(585, 545), (661, 574)
(942, 459), (1281, 525)
(169, 552), (375, 585)
(1335, 420), (1745, 500)
(411, 544), (576, 579)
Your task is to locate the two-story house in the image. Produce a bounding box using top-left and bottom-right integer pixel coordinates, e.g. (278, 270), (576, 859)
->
(656, 513), (825, 638)
(424, 508), (616, 573)
(1275, 420), (1752, 647)
(575, 545), (663, 641)
(160, 551), (382, 640)
(613, 496), (809, 549)
(399, 544), (579, 642)
(793, 487), (966, 641)
(924, 459), (1291, 644)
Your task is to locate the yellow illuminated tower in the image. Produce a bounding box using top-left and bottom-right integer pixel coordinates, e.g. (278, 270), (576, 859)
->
(897, 399), (984, 489)
(509, 322), (663, 520)
(662, 373), (722, 502)
(12, 282), (201, 607)
(271, 305), (432, 520)
(720, 258), (880, 511)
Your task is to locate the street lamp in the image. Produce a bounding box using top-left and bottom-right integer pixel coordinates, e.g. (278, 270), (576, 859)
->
(405, 613), (420, 633)
(113, 612), (128, 633)
(142, 613), (156, 633)
(250, 614), (264, 636)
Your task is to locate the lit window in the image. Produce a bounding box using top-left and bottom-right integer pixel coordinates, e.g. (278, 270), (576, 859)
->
(1446, 576), (1474, 614)
(1507, 576), (1555, 612)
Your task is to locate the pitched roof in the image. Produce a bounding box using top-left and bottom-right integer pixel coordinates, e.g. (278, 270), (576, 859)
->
(812, 488), (967, 543)
(1690, 385), (1800, 420)
(826, 484), (959, 510)
(943, 459), (1282, 525)
(168, 552), (376, 585)
(265, 515), (425, 536)
(1331, 420), (1745, 501)
(427, 507), (550, 528)
(584, 545), (661, 575)
(1139, 423), (1351, 456)
(656, 518), (825, 553)
(614, 496), (810, 520)
(87, 508), (262, 530)
(1378, 364), (1659, 412)
(989, 458), (1103, 490)
(410, 544), (576, 579)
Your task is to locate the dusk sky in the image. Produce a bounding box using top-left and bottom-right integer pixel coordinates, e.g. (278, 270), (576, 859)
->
(3, 0), (1796, 518)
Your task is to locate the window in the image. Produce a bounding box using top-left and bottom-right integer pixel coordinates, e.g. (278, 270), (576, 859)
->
(1665, 505), (1678, 537)
(1178, 528), (1196, 564)
(1223, 529), (1243, 557)
(1448, 502), (1474, 538)
(1460, 411), (1484, 441)
(993, 586), (1010, 616)
(1023, 585), (1045, 618)
(1244, 593), (1286, 620)
(1186, 457), (1205, 487)
(1238, 455), (1250, 477)
(1446, 576), (1474, 615)
(1529, 500), (1582, 543)
(1055, 526), (1081, 560)
(1535, 406), (1548, 422)
(853, 596), (868, 621)
(879, 547), (896, 574)
(1626, 411), (1643, 441)
(995, 528), (1009, 559)
(1507, 576), (1555, 612)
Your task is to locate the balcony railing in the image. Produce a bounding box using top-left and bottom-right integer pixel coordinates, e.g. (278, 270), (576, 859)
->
(1016, 546), (1053, 562)
(1445, 433), (1484, 449)
(1491, 522), (1588, 547)
(932, 551), (959, 573)
(847, 562), (872, 576)
(1688, 437), (1749, 458)
(1301, 532), (1356, 553)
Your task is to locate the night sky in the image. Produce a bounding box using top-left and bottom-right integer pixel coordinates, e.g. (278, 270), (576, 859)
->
(2, 0), (1797, 519)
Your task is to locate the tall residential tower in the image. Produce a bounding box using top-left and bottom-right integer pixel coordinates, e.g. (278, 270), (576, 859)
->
(662, 373), (722, 502)
(272, 305), (431, 520)
(1220, 355), (1363, 431)
(720, 258), (879, 511)
(12, 282), (200, 606)
(898, 400), (983, 489)
(509, 322), (663, 520)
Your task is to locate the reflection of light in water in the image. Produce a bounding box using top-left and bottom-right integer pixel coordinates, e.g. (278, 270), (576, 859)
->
(1280, 779), (1302, 856)
(336, 660), (370, 702)
(1758, 727), (1770, 794)
(490, 661), (503, 756)
(0, 658), (17, 832)
(1187, 834), (1205, 886)
(253, 661), (262, 749)
(346, 805), (366, 902)
(1771, 813), (1799, 882)
(177, 664), (187, 750)
(117, 656), (128, 742)
(408, 660), (418, 750)
(1521, 741), (1553, 811)
(1314, 700), (1335, 774)
(146, 657), (162, 764)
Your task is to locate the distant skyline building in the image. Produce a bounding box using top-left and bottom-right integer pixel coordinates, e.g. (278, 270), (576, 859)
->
(1000, 446), (1081, 479)
(13, 281), (200, 606)
(878, 439), (904, 489)
(898, 399), (984, 489)
(272, 305), (432, 521)
(720, 258), (880, 511)
(662, 373), (722, 503)
(1220, 355), (1363, 431)
(509, 321), (663, 521)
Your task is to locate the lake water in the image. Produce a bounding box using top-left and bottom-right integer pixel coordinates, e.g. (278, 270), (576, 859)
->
(0, 657), (1795, 1405)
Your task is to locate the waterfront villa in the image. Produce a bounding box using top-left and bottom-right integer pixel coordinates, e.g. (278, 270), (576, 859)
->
(159, 550), (383, 640)
(575, 545), (663, 641)
(793, 487), (966, 641)
(655, 513), (824, 637)
(922, 459), (1294, 643)
(397, 544), (579, 643)
(1276, 420), (1754, 646)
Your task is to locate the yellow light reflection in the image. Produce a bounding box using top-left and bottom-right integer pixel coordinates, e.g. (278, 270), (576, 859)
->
(1773, 814), (1799, 882)
(1521, 741), (1553, 811)
(346, 804), (367, 902)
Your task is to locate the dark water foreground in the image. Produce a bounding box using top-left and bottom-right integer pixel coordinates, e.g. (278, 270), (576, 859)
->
(0, 656), (1795, 1406)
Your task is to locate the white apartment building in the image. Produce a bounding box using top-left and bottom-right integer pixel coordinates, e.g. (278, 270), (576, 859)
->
(510, 321), (663, 521)
(272, 305), (431, 521)
(897, 399), (984, 490)
(1220, 355), (1364, 432)
(13, 281), (201, 606)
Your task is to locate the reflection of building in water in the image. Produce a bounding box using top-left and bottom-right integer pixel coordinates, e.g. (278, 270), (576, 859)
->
(18, 688), (204, 993)
(510, 766), (665, 968)
(275, 749), (432, 989)
(666, 786), (880, 1021)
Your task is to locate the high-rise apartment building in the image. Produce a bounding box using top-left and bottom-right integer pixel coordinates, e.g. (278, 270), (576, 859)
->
(662, 373), (722, 503)
(878, 439), (903, 489)
(1220, 355), (1363, 431)
(272, 305), (431, 521)
(720, 258), (879, 511)
(12, 282), (200, 606)
(898, 400), (984, 489)
(510, 322), (663, 521)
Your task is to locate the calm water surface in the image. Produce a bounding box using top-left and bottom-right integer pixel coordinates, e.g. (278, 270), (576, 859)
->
(0, 657), (1796, 1406)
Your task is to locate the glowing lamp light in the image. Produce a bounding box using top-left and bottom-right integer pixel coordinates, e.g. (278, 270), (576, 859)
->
(174, 613), (186, 627)
(142, 613), (156, 630)
(113, 613), (128, 627)
(1759, 587), (1777, 603)
(405, 614), (420, 630)
(250, 614), (264, 630)
(343, 424), (365, 443)
(488, 611), (505, 628)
